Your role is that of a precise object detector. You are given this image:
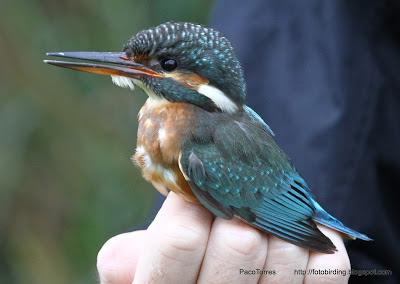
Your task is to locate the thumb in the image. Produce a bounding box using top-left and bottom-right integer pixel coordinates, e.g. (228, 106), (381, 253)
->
(97, 230), (146, 284)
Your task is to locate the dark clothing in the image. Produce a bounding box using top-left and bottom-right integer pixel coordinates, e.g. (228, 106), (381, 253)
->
(212, 0), (399, 283)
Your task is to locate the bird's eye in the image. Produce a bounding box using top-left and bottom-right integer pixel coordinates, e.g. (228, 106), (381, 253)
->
(160, 58), (178, 72)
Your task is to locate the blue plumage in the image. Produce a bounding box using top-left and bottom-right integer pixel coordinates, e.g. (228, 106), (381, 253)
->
(179, 107), (372, 253)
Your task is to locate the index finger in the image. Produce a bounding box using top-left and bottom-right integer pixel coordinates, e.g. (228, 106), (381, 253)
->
(133, 192), (213, 284)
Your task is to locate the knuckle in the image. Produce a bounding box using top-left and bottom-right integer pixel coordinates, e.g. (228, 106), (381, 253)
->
(160, 220), (207, 258)
(273, 241), (303, 256)
(223, 225), (264, 257)
(269, 239), (308, 266)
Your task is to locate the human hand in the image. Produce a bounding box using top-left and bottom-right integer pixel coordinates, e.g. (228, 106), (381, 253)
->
(97, 192), (350, 283)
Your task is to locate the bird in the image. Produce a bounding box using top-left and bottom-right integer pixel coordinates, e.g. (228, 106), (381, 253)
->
(44, 22), (371, 253)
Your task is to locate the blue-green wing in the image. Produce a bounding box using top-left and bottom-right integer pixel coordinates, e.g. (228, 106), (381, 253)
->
(179, 143), (336, 253)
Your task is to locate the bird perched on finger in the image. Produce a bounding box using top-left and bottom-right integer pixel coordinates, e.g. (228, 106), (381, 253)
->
(44, 22), (372, 253)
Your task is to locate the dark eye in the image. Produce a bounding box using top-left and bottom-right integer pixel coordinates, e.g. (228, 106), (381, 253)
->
(160, 58), (178, 72)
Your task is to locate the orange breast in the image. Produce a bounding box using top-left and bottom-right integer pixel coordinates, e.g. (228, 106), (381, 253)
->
(133, 98), (197, 202)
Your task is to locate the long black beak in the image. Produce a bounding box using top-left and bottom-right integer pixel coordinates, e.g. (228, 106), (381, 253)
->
(44, 51), (161, 78)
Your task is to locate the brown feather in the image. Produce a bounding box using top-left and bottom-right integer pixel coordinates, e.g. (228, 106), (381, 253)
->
(133, 99), (198, 202)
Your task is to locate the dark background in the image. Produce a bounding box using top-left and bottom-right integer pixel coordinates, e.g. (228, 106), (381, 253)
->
(0, 1), (212, 283)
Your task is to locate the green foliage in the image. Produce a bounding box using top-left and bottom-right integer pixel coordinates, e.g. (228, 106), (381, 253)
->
(0, 0), (213, 283)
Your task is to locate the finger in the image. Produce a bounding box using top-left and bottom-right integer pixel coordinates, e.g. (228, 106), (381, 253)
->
(304, 225), (350, 284)
(133, 192), (213, 284)
(259, 236), (309, 284)
(97, 230), (146, 284)
(197, 218), (268, 284)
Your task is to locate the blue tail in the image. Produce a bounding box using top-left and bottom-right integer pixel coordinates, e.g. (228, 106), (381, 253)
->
(312, 201), (373, 241)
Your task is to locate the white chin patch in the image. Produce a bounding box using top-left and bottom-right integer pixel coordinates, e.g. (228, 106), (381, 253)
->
(197, 84), (238, 113)
(111, 75), (136, 90)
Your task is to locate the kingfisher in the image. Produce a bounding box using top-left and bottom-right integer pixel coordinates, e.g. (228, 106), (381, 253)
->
(44, 22), (371, 253)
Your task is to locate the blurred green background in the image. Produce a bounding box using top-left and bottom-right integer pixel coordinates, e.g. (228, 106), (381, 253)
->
(0, 1), (213, 283)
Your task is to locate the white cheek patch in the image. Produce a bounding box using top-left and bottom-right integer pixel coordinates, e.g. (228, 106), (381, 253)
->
(111, 75), (136, 90)
(197, 84), (238, 113)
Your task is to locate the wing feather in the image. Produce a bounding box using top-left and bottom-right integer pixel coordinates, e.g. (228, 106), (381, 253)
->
(179, 143), (336, 253)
